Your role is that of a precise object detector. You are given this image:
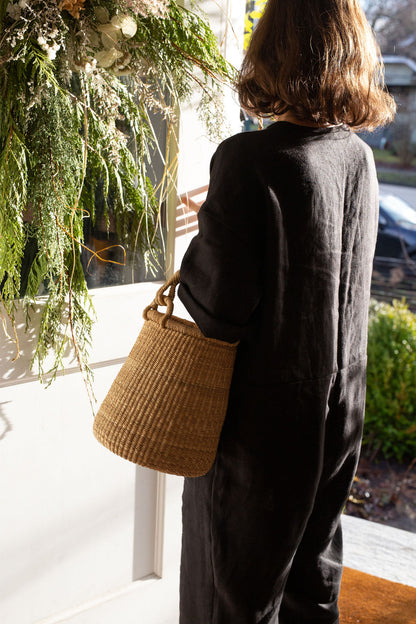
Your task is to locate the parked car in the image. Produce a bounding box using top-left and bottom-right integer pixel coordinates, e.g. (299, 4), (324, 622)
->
(371, 194), (416, 309)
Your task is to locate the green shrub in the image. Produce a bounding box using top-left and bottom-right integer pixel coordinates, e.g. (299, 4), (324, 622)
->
(364, 299), (416, 462)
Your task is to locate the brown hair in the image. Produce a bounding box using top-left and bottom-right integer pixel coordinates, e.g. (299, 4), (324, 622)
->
(238, 0), (396, 129)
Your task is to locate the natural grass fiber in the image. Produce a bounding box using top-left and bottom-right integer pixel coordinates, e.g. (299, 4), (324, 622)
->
(93, 271), (238, 477)
(339, 566), (416, 623)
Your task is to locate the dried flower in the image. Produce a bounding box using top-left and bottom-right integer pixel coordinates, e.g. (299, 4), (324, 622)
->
(87, 29), (101, 48)
(111, 14), (137, 38)
(95, 47), (123, 68)
(59, 0), (85, 20)
(96, 22), (118, 34)
(122, 0), (168, 17)
(97, 24), (123, 50)
(6, 3), (21, 21)
(84, 59), (97, 74)
(94, 6), (110, 23)
(37, 35), (61, 61)
(47, 42), (61, 60)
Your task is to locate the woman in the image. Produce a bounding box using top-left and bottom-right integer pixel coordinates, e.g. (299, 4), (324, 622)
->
(178, 1), (395, 622)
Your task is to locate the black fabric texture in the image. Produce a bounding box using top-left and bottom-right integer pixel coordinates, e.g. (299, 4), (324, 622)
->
(178, 121), (379, 624)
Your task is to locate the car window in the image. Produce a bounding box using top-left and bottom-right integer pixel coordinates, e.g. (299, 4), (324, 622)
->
(375, 233), (405, 259)
(379, 195), (416, 225)
(379, 210), (388, 226)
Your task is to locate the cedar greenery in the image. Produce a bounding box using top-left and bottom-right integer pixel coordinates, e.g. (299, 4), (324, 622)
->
(0, 0), (234, 395)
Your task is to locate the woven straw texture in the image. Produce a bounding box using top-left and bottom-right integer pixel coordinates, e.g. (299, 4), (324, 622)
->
(93, 272), (238, 477)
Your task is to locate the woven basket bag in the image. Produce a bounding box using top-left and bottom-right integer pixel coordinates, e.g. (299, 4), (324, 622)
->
(93, 271), (238, 477)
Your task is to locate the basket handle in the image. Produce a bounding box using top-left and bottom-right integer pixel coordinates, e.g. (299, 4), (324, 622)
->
(143, 270), (181, 328)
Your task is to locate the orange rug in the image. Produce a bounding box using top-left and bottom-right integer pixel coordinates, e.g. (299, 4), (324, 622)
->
(339, 567), (416, 623)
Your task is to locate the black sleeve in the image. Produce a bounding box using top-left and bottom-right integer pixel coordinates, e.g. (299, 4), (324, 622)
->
(178, 138), (265, 343)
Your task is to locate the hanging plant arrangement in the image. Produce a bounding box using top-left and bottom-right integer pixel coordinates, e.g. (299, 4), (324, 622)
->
(0, 0), (234, 394)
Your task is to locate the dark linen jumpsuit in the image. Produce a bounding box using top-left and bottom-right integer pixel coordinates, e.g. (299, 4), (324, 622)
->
(178, 121), (379, 624)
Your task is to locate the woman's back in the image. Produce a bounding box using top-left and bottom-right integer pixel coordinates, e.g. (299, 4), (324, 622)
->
(179, 121), (379, 386)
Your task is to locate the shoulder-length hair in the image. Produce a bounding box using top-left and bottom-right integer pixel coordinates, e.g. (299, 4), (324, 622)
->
(238, 0), (396, 129)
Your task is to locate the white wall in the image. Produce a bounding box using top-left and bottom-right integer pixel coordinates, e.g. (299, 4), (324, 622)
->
(0, 285), (160, 624)
(177, 0), (244, 194)
(0, 2), (245, 623)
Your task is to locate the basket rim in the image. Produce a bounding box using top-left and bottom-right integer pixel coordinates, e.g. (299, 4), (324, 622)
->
(145, 309), (239, 348)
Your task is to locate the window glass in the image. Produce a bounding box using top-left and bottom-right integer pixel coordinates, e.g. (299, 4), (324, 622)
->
(81, 111), (166, 289)
(80, 190), (165, 290)
(379, 195), (416, 226)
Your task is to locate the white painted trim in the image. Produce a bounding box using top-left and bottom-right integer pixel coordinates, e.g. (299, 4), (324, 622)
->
(154, 472), (167, 578)
(33, 575), (160, 624)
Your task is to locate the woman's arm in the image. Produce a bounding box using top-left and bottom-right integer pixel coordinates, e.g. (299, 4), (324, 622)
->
(178, 137), (265, 343)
